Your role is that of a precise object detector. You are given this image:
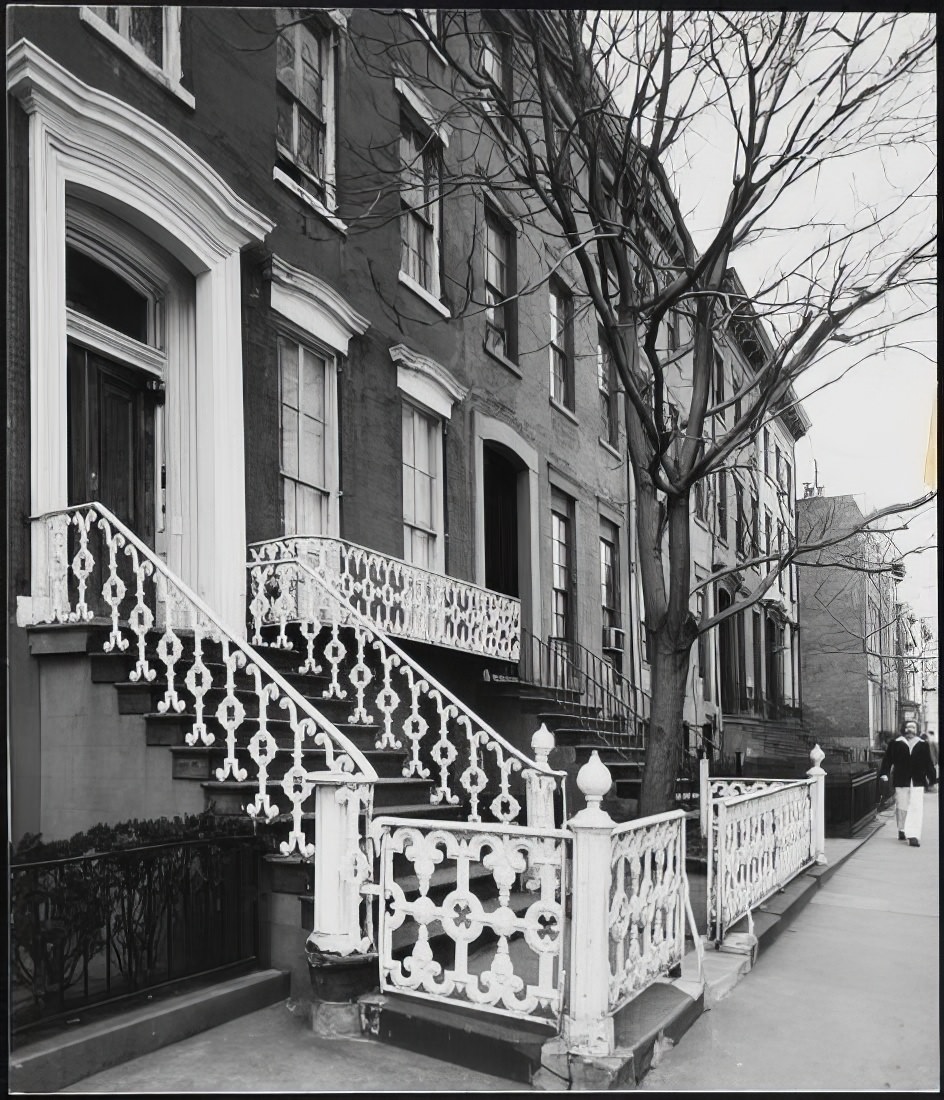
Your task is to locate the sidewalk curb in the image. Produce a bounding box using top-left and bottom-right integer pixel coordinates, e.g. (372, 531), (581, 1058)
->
(9, 969), (290, 1094)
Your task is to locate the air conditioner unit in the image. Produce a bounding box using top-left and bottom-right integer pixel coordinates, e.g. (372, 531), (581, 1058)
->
(603, 627), (625, 651)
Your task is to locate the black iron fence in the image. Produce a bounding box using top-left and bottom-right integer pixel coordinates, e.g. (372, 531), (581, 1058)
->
(824, 766), (881, 837)
(10, 836), (260, 1037)
(518, 630), (647, 747)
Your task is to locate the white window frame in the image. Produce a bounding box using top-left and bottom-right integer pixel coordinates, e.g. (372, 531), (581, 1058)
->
(275, 15), (338, 211)
(278, 333), (339, 539)
(399, 111), (443, 302)
(80, 6), (193, 107)
(549, 282), (574, 411)
(484, 204), (515, 362)
(401, 399), (445, 572)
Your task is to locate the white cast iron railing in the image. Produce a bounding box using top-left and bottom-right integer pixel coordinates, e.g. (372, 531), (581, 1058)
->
(608, 809), (701, 1013)
(249, 536), (521, 662)
(247, 555), (565, 826)
(707, 778), (817, 946)
(27, 504), (377, 861)
(371, 817), (569, 1022)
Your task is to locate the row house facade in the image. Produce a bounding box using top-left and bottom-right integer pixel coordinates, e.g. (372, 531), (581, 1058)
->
(6, 7), (814, 847)
(632, 269), (810, 762)
(7, 6), (646, 843)
(795, 492), (903, 752)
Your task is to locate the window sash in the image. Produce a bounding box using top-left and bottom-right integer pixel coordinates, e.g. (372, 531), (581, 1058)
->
(92, 5), (165, 67)
(400, 120), (442, 295)
(484, 211), (510, 355)
(402, 403), (441, 566)
(280, 337), (331, 536)
(549, 288), (573, 408)
(276, 21), (333, 199)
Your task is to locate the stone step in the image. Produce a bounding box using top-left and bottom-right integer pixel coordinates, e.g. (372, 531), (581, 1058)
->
(169, 745), (411, 782)
(143, 712), (383, 749)
(202, 777), (439, 816)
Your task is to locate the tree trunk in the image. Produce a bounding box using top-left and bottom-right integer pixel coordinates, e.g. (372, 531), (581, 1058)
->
(638, 639), (692, 816)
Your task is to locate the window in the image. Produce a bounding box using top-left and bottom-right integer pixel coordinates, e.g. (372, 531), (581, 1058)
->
(694, 477), (707, 522)
(714, 349), (725, 408)
(551, 504), (574, 642)
(597, 332), (618, 447)
(276, 17), (336, 207)
(280, 336), (334, 536)
(666, 309), (679, 353)
(480, 27), (512, 123)
(765, 508), (773, 559)
(549, 282), (574, 410)
(484, 206), (516, 361)
(733, 379), (742, 425)
(784, 460), (792, 505)
(90, 5), (165, 65)
(402, 402), (442, 569)
(600, 520), (622, 655)
(81, 7), (191, 105)
(717, 470), (728, 542)
(400, 114), (442, 298)
(775, 444), (783, 487)
(763, 427), (770, 477)
(696, 589), (710, 700)
(734, 479), (746, 557)
(750, 491), (759, 556)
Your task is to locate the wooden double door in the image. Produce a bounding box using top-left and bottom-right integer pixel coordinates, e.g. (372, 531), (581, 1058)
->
(67, 343), (160, 546)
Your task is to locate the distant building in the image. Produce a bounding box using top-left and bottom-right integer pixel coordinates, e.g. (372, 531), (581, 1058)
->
(795, 493), (903, 752)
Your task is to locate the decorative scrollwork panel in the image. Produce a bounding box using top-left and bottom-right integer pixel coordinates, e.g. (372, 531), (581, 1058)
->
(375, 821), (567, 1022)
(608, 815), (687, 1012)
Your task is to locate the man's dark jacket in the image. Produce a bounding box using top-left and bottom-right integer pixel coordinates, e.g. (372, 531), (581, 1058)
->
(879, 736), (936, 789)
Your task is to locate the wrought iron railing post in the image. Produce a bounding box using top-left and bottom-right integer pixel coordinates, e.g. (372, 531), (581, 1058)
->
(807, 745), (827, 865)
(563, 751), (615, 1057)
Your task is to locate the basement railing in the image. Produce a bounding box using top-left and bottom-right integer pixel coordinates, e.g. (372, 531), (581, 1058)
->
(26, 505), (377, 865)
(249, 536), (521, 662)
(246, 555), (565, 827)
(518, 629), (648, 748)
(704, 747), (827, 946)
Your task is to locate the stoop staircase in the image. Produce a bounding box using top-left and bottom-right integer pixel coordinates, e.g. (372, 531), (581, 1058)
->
(22, 504), (569, 1084)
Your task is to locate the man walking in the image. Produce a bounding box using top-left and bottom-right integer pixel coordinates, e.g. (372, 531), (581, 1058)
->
(880, 720), (937, 847)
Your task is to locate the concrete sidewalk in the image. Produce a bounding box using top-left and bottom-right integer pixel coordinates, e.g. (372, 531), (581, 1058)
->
(640, 794), (940, 1091)
(33, 805), (920, 1094)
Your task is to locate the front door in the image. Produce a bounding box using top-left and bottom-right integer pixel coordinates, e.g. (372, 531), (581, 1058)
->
(68, 343), (158, 546)
(483, 445), (519, 597)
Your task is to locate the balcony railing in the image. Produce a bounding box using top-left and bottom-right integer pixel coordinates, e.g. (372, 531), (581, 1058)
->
(249, 537), (520, 662)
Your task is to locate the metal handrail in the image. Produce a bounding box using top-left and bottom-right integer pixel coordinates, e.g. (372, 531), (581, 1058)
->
(518, 628), (648, 744)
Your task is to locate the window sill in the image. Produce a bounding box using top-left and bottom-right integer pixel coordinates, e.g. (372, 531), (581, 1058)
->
(398, 271), (451, 318)
(483, 342), (522, 378)
(549, 396), (578, 425)
(79, 8), (195, 109)
(599, 438), (621, 460)
(273, 167), (347, 234)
